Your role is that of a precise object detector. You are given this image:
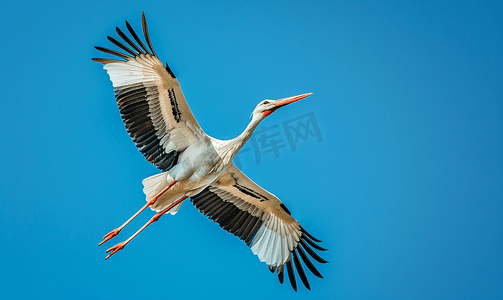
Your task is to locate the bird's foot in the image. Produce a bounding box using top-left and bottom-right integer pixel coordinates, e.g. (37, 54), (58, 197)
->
(105, 242), (126, 260)
(99, 228), (121, 246)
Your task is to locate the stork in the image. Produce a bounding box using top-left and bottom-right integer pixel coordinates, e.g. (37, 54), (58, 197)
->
(93, 12), (327, 291)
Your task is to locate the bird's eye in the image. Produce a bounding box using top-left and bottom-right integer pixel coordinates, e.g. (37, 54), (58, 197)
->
(263, 101), (270, 105)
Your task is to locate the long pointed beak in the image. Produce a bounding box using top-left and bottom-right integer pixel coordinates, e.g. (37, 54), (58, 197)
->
(263, 93), (312, 117)
(275, 93), (312, 108)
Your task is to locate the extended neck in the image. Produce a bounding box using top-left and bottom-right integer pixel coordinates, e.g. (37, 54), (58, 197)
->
(220, 114), (263, 163)
(233, 115), (262, 154)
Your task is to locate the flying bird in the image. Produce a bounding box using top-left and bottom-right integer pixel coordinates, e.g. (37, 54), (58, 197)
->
(93, 12), (327, 291)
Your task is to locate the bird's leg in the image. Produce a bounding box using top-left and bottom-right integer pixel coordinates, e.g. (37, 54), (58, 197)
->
(99, 180), (178, 246)
(105, 196), (188, 260)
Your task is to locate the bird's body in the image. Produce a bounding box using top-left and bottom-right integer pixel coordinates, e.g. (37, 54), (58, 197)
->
(93, 12), (326, 291)
(144, 104), (282, 211)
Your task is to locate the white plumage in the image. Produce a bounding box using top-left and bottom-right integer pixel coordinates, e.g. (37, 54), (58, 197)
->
(93, 12), (327, 291)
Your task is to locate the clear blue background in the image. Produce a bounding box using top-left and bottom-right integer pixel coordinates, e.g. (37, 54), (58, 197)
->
(1, 1), (502, 299)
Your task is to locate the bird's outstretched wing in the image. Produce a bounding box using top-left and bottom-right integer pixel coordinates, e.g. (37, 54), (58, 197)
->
(93, 12), (208, 172)
(190, 164), (327, 291)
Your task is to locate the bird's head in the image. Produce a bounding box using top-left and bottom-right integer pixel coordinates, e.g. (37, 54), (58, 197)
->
(252, 93), (312, 120)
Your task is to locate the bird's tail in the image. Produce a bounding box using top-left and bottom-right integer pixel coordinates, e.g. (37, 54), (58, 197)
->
(142, 173), (183, 215)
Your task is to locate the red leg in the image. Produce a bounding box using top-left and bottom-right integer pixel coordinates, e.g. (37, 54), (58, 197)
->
(99, 180), (178, 246)
(105, 196), (188, 260)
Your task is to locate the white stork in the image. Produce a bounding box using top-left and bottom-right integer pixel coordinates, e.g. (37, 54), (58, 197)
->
(93, 12), (327, 291)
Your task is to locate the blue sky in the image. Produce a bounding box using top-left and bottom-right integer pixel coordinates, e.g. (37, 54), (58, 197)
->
(1, 1), (502, 299)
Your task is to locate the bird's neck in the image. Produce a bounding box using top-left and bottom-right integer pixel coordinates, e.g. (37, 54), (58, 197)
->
(235, 116), (262, 150)
(218, 116), (262, 167)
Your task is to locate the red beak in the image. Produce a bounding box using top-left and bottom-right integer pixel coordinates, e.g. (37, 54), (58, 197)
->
(263, 93), (312, 117)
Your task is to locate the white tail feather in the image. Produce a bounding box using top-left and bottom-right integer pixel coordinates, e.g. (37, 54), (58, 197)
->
(142, 173), (168, 200)
(142, 172), (183, 215)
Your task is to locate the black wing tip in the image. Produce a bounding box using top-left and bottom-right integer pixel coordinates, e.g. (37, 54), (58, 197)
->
(277, 264), (284, 284)
(125, 15), (150, 54)
(302, 234), (328, 251)
(116, 26), (144, 55)
(94, 46), (132, 60)
(275, 227), (328, 291)
(94, 12), (155, 60)
(91, 58), (116, 64)
(106, 36), (138, 56)
(125, 19), (132, 28)
(300, 225), (323, 243)
(296, 244), (324, 278)
(277, 247), (325, 291)
(299, 239), (328, 264)
(293, 249), (311, 290)
(286, 260), (297, 292)
(141, 11), (157, 57)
